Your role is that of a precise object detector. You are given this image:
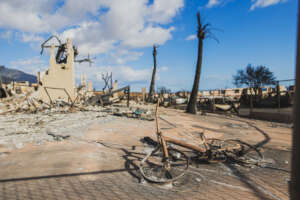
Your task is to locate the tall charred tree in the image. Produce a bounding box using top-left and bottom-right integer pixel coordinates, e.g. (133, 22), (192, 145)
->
(102, 72), (113, 92)
(148, 45), (158, 102)
(187, 12), (214, 114)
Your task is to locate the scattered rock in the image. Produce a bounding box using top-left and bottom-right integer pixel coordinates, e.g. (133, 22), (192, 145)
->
(0, 152), (9, 158)
(47, 133), (70, 141)
(15, 143), (23, 149)
(225, 122), (249, 129)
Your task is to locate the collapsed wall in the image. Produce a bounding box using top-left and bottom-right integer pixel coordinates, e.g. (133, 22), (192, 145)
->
(38, 39), (76, 103)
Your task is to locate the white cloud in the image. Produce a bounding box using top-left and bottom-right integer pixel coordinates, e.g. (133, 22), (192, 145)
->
(0, 31), (12, 40)
(20, 33), (44, 43)
(0, 0), (109, 33)
(186, 34), (197, 41)
(57, 0), (110, 19)
(148, 0), (184, 24)
(54, 0), (179, 67)
(250, 0), (287, 10)
(206, 0), (222, 8)
(0, 0), (182, 52)
(114, 66), (151, 82)
(108, 49), (144, 65)
(0, 0), (184, 90)
(205, 0), (287, 10)
(158, 66), (168, 72)
(75, 63), (152, 89)
(0, 0), (54, 32)
(122, 26), (175, 48)
(10, 56), (48, 75)
(11, 57), (43, 67)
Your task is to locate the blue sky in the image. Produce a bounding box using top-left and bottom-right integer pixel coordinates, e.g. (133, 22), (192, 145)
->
(0, 0), (297, 91)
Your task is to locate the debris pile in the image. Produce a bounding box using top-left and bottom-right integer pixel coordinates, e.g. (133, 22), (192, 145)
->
(113, 107), (154, 121)
(0, 92), (84, 115)
(0, 106), (114, 150)
(0, 92), (46, 114)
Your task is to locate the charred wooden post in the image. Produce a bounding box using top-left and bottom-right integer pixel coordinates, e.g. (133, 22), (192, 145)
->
(37, 71), (41, 86)
(212, 97), (216, 112)
(249, 87), (254, 114)
(127, 86), (130, 107)
(276, 81), (281, 110)
(142, 87), (146, 102)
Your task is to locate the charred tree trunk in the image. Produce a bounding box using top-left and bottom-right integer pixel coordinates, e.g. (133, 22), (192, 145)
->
(148, 45), (157, 102)
(186, 13), (204, 114)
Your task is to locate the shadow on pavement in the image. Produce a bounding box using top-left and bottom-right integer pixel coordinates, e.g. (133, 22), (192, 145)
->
(0, 168), (133, 183)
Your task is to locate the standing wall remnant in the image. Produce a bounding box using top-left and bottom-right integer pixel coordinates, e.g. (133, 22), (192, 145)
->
(38, 38), (76, 103)
(88, 81), (93, 92)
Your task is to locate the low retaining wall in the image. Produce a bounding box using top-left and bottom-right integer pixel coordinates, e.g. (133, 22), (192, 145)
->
(239, 108), (293, 123)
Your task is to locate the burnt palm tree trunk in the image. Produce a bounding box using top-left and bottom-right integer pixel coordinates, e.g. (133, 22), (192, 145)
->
(187, 13), (204, 114)
(148, 45), (157, 102)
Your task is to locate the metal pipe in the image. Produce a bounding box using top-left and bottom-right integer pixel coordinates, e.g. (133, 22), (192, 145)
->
(44, 87), (73, 103)
(163, 135), (207, 153)
(43, 87), (53, 104)
(277, 79), (296, 82)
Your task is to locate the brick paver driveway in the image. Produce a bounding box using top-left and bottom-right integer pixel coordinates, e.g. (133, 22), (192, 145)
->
(0, 161), (290, 200)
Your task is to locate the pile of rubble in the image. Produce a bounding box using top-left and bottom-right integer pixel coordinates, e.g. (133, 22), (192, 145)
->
(0, 91), (95, 115)
(113, 107), (154, 121)
(0, 104), (114, 150)
(0, 89), (159, 151)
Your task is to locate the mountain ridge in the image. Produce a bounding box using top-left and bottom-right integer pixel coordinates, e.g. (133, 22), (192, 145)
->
(0, 66), (37, 84)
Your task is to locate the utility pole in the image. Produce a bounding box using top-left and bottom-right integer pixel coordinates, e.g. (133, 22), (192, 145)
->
(290, 2), (300, 199)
